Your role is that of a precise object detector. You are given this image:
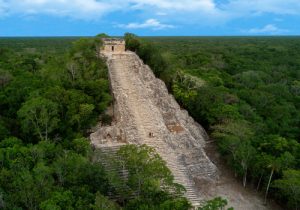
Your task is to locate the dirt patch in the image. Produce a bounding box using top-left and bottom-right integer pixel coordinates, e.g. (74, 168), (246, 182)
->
(167, 123), (185, 133)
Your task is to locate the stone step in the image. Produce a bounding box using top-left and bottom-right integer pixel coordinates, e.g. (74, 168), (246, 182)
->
(100, 53), (216, 207)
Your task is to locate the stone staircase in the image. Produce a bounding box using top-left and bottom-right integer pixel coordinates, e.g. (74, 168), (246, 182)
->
(144, 139), (202, 206)
(110, 53), (202, 206)
(95, 145), (135, 200)
(91, 51), (218, 207)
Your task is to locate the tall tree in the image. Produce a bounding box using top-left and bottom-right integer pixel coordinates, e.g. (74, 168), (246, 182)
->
(17, 97), (59, 141)
(264, 152), (295, 204)
(273, 169), (300, 210)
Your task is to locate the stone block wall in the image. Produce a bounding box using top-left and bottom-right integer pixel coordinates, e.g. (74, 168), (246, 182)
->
(102, 38), (126, 53)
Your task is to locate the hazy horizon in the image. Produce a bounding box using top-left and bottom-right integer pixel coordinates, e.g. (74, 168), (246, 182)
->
(1, 35), (300, 38)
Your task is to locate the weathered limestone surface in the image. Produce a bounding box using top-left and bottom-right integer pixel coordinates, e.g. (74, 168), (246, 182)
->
(90, 51), (217, 206)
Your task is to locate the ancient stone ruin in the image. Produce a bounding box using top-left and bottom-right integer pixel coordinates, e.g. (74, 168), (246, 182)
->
(101, 38), (125, 53)
(91, 47), (217, 207)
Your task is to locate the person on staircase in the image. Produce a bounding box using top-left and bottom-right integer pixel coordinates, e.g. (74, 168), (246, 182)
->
(148, 132), (154, 138)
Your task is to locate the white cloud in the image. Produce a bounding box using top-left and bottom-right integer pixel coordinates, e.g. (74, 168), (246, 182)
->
(247, 24), (289, 34)
(156, 12), (167, 16)
(223, 0), (300, 16)
(249, 24), (278, 33)
(0, 0), (119, 19)
(0, 0), (8, 16)
(126, 0), (227, 26)
(0, 0), (300, 28)
(129, 0), (217, 12)
(0, 0), (222, 20)
(118, 19), (174, 30)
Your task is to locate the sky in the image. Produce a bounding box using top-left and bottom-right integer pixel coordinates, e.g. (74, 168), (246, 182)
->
(0, 0), (300, 36)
